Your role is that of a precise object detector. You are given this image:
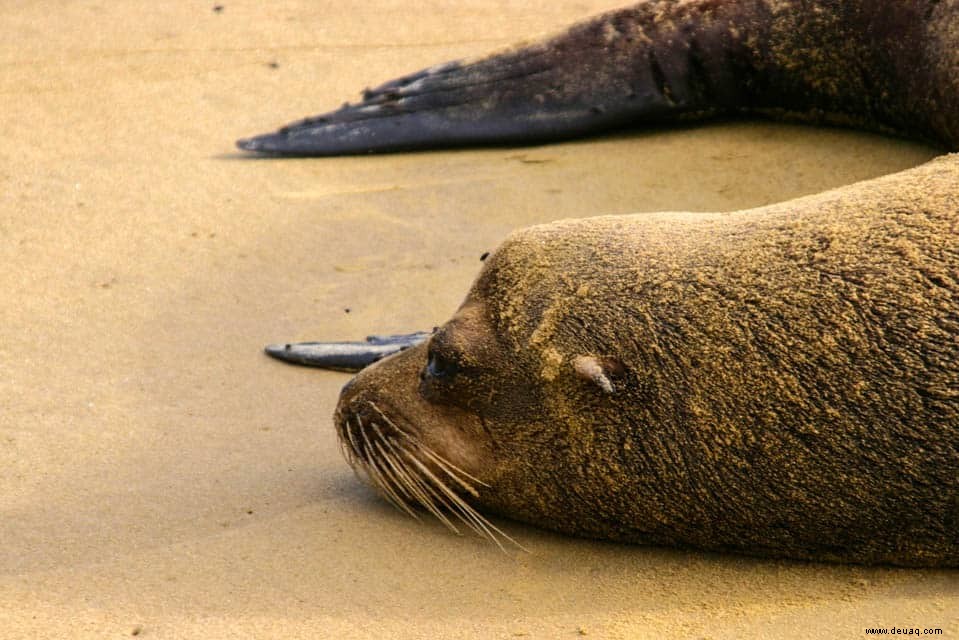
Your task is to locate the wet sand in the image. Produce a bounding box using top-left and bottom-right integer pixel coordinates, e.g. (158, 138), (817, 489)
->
(1, 1), (956, 638)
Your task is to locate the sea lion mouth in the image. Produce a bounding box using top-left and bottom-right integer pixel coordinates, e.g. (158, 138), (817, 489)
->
(335, 399), (522, 550)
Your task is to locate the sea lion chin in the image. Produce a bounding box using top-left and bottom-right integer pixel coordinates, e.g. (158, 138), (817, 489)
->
(252, 0), (959, 566)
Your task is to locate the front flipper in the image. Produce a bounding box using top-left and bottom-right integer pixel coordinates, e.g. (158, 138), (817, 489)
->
(237, 2), (757, 155)
(265, 331), (430, 372)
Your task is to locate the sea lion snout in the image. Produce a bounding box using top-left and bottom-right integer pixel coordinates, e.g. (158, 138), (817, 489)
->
(333, 347), (424, 465)
(330, 344), (521, 546)
(333, 342), (491, 481)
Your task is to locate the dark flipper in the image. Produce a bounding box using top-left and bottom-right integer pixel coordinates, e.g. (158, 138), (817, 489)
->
(238, 1), (957, 155)
(264, 331), (430, 372)
(236, 3), (757, 155)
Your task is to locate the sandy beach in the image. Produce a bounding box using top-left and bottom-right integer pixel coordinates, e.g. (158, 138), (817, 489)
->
(1, 1), (956, 637)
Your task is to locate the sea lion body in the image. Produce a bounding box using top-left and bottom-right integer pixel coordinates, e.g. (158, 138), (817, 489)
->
(337, 158), (959, 566)
(247, 0), (959, 565)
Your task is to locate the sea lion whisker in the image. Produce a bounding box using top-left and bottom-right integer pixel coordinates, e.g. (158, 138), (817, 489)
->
(423, 477), (505, 550)
(370, 462), (414, 516)
(402, 462), (491, 542)
(362, 431), (417, 516)
(360, 449), (402, 509)
(369, 420), (401, 454)
(354, 416), (401, 506)
(370, 440), (422, 520)
(378, 440), (428, 496)
(364, 401), (417, 442)
(364, 400), (391, 419)
(389, 448), (462, 534)
(343, 418), (378, 489)
(368, 422), (430, 518)
(427, 487), (493, 543)
(452, 502), (527, 552)
(389, 425), (491, 489)
(336, 426), (357, 469)
(364, 400), (399, 425)
(345, 417), (367, 468)
(437, 488), (524, 553)
(383, 450), (441, 522)
(341, 432), (372, 488)
(422, 455), (481, 499)
(404, 452), (523, 551)
(369, 421), (426, 508)
(421, 467), (523, 553)
(456, 505), (525, 553)
(415, 445), (487, 494)
(356, 414), (382, 466)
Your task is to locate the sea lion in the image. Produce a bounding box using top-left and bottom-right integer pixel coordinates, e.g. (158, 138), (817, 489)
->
(249, 0), (959, 566)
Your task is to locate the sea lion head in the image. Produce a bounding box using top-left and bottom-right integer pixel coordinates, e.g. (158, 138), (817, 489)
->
(334, 218), (643, 546)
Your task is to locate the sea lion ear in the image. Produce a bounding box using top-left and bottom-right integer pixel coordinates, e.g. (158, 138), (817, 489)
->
(572, 355), (624, 394)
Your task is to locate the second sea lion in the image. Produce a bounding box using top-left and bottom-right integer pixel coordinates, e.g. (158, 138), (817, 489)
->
(249, 0), (959, 566)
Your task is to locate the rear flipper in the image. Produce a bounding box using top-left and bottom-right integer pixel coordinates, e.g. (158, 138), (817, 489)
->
(236, 2), (756, 155)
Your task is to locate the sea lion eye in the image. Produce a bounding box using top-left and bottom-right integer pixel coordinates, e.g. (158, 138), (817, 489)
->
(427, 348), (459, 379)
